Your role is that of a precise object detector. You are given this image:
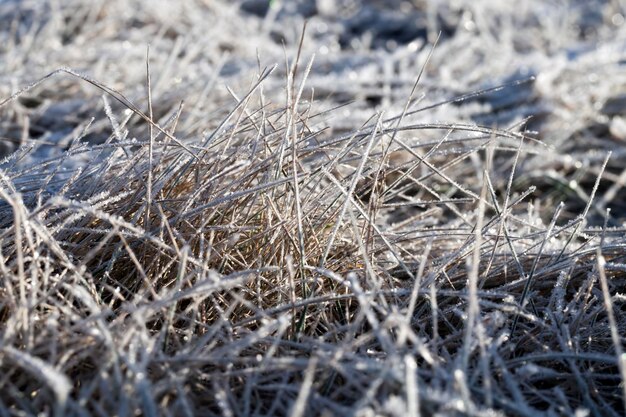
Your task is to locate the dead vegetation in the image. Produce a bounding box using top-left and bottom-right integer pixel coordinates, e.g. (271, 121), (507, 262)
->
(1, 1), (626, 416)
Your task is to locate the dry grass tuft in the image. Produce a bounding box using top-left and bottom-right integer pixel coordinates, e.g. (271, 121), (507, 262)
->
(1, 1), (626, 416)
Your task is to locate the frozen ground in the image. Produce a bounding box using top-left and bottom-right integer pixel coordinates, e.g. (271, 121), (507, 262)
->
(1, 1), (626, 416)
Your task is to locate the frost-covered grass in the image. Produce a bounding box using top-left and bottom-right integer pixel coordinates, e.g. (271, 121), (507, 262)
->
(1, 1), (626, 416)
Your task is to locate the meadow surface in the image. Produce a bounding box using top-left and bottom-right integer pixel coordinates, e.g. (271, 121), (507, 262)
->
(1, 1), (626, 416)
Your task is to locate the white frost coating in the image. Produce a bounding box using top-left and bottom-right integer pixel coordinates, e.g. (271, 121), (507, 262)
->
(2, 346), (71, 408)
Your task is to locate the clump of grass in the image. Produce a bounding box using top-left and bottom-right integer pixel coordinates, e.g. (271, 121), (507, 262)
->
(1, 58), (625, 416)
(1, 1), (626, 416)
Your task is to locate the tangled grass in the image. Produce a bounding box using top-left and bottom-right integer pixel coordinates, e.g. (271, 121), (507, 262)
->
(1, 1), (626, 416)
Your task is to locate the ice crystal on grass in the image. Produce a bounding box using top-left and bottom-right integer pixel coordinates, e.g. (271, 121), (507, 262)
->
(0, 1), (626, 416)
